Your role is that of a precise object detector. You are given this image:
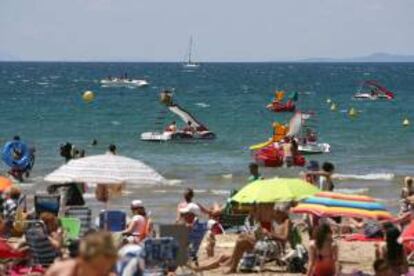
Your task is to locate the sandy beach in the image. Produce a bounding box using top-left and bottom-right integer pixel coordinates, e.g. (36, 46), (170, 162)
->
(195, 233), (377, 275)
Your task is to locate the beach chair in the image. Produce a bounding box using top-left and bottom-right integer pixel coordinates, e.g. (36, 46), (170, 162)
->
(99, 210), (126, 232)
(142, 237), (179, 275)
(59, 217), (81, 241)
(64, 206), (92, 236)
(188, 221), (208, 265)
(34, 194), (60, 217)
(159, 224), (190, 268)
(24, 220), (58, 267)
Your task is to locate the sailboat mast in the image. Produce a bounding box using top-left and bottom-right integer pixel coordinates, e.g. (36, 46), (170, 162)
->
(188, 36), (193, 64)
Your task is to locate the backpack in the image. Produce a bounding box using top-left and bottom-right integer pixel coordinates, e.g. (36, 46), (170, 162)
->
(285, 245), (308, 273)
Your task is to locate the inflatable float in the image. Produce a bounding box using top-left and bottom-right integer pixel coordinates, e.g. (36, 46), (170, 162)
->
(254, 145), (305, 167)
(2, 140), (32, 170)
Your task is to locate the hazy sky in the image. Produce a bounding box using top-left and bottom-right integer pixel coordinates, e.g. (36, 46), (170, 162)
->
(1, 0), (413, 61)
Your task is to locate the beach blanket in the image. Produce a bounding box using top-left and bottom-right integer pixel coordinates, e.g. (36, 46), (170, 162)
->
(342, 233), (383, 242)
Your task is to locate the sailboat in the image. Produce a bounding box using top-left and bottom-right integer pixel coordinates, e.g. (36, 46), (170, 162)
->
(183, 36), (200, 69)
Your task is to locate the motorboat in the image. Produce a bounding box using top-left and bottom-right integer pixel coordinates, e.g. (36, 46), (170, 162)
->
(100, 78), (149, 88)
(140, 91), (215, 142)
(353, 80), (394, 100)
(298, 142), (330, 154)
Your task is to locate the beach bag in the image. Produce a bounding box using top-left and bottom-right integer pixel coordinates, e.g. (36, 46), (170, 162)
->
(286, 245), (308, 273)
(238, 253), (258, 272)
(363, 221), (383, 238)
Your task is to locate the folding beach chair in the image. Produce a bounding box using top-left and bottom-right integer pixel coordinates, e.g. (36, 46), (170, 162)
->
(24, 220), (58, 267)
(99, 210), (126, 232)
(159, 224), (190, 268)
(59, 217), (81, 241)
(64, 206), (92, 236)
(142, 237), (179, 275)
(34, 194), (60, 217)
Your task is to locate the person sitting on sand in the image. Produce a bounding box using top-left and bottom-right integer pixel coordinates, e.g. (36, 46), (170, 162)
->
(400, 176), (414, 215)
(122, 200), (153, 244)
(248, 162), (263, 182)
(176, 188), (211, 222)
(45, 231), (118, 276)
(375, 225), (408, 276)
(215, 205), (293, 274)
(307, 223), (338, 276)
(3, 186), (22, 234)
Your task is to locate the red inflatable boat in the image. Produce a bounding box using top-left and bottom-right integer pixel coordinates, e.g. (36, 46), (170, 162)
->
(254, 145), (306, 167)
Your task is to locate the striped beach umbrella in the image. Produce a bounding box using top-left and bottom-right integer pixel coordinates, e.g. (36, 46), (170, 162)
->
(291, 191), (393, 220)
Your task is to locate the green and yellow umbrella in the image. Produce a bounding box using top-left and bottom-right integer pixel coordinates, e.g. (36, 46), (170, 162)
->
(231, 177), (320, 204)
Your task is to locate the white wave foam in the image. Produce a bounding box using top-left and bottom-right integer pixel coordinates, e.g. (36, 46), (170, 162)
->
(211, 189), (230, 195)
(166, 179), (183, 186)
(37, 82), (49, 86)
(222, 174), (233, 179)
(335, 188), (369, 194)
(111, 121), (121, 126)
(195, 102), (210, 108)
(333, 173), (394, 181)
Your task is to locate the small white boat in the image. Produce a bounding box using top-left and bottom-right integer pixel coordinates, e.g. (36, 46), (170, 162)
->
(353, 80), (394, 100)
(140, 130), (215, 141)
(100, 78), (149, 88)
(298, 143), (331, 154)
(183, 36), (200, 69)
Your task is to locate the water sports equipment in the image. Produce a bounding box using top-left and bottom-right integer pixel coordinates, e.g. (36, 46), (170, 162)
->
(330, 103), (337, 111)
(2, 140), (32, 170)
(403, 118), (410, 127)
(254, 145), (306, 167)
(291, 192), (393, 220)
(140, 91), (215, 141)
(82, 90), (95, 103)
(100, 78), (149, 88)
(348, 107), (357, 117)
(266, 91), (297, 112)
(353, 80), (394, 100)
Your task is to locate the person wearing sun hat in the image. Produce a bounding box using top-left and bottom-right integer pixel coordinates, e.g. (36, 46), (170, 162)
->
(122, 200), (153, 243)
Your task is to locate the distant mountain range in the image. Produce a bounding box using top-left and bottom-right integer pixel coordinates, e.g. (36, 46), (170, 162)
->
(1, 51), (414, 62)
(299, 53), (414, 63)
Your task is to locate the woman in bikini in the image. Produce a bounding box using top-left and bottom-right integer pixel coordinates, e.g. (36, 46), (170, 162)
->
(307, 223), (338, 276)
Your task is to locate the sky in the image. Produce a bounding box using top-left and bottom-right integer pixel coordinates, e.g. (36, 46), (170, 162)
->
(1, 0), (413, 62)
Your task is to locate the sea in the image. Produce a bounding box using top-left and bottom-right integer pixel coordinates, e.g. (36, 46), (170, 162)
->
(0, 62), (413, 223)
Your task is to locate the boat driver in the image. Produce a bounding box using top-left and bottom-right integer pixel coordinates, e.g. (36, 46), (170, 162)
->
(167, 121), (177, 133)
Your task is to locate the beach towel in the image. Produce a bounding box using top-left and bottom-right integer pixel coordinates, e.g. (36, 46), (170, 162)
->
(342, 233), (384, 242)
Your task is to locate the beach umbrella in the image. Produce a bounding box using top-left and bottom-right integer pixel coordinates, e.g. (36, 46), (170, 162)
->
(231, 178), (320, 204)
(291, 191), (393, 220)
(0, 176), (12, 192)
(44, 153), (166, 186)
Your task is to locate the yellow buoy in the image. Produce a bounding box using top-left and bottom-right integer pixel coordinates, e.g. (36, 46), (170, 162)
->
(326, 98), (332, 104)
(330, 103), (337, 111)
(82, 90), (95, 103)
(403, 118), (410, 127)
(348, 107), (357, 117)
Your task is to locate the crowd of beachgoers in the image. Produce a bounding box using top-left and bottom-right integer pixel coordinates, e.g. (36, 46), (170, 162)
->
(0, 143), (414, 276)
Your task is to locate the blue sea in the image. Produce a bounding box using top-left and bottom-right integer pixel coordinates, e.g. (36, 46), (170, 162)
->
(0, 62), (413, 222)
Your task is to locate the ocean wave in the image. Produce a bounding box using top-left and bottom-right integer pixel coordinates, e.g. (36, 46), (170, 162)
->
(333, 173), (394, 181)
(211, 189), (230, 195)
(166, 179), (183, 186)
(37, 82), (49, 86)
(111, 121), (121, 126)
(335, 188), (369, 194)
(195, 102), (210, 108)
(221, 174), (233, 179)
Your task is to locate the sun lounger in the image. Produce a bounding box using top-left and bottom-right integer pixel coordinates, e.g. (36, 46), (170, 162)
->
(142, 237), (179, 274)
(59, 217), (81, 241)
(34, 194), (60, 217)
(99, 210), (126, 232)
(64, 206), (92, 236)
(159, 224), (190, 267)
(24, 220), (58, 267)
